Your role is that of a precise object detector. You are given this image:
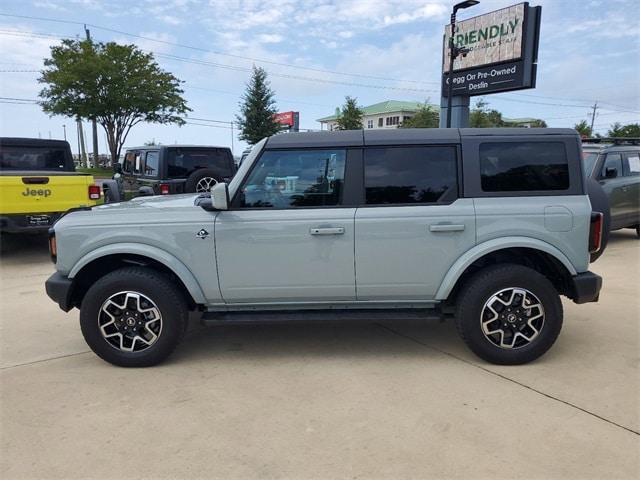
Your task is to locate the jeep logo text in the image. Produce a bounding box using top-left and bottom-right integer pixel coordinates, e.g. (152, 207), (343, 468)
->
(22, 187), (52, 197)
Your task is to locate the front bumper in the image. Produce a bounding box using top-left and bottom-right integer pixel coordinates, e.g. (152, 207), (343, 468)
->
(570, 271), (603, 304)
(45, 272), (74, 312)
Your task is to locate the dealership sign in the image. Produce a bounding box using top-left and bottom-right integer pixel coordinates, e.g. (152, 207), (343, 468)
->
(442, 2), (541, 97)
(274, 111), (300, 130)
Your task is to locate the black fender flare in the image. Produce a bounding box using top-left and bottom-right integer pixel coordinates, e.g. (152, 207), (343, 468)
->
(101, 179), (123, 203)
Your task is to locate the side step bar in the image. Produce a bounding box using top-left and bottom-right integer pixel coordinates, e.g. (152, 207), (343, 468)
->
(201, 309), (445, 326)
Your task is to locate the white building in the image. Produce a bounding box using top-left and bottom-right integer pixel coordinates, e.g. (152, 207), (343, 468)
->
(317, 100), (431, 131)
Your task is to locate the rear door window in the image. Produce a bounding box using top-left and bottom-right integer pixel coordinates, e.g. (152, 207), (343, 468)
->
(363, 146), (457, 205)
(143, 151), (159, 177)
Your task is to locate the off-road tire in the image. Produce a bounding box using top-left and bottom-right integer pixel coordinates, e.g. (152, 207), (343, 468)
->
(455, 264), (563, 365)
(185, 169), (220, 193)
(80, 267), (188, 367)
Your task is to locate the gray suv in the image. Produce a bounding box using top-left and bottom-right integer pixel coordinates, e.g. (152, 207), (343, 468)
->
(582, 139), (640, 236)
(46, 128), (607, 367)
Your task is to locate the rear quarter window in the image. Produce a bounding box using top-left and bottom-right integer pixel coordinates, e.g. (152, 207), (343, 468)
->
(480, 142), (569, 192)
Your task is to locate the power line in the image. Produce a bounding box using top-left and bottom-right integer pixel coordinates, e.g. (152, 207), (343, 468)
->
(0, 96), (38, 104)
(1, 13), (638, 125)
(2, 16), (638, 115)
(0, 14), (437, 87)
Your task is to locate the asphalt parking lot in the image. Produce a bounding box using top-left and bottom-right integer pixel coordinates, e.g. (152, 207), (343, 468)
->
(1, 230), (638, 479)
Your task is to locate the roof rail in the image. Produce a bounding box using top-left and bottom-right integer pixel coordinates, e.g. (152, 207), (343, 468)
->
(581, 137), (640, 145)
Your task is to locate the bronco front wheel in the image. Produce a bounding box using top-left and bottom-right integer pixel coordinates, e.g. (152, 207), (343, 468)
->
(80, 267), (188, 367)
(455, 264), (563, 365)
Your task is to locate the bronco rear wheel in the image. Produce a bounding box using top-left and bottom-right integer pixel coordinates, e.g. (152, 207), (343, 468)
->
(455, 264), (563, 365)
(80, 267), (188, 367)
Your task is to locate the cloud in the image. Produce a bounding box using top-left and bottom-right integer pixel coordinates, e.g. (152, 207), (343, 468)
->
(383, 4), (448, 26)
(259, 34), (284, 44)
(32, 1), (69, 12)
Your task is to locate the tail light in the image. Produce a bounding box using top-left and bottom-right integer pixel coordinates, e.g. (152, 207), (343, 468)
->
(589, 212), (603, 253)
(88, 185), (101, 200)
(160, 184), (170, 195)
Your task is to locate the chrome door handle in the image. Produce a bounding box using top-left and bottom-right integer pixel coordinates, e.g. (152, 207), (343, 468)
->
(429, 224), (465, 232)
(310, 227), (345, 235)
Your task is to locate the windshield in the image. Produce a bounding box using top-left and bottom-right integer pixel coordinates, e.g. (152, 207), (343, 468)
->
(228, 138), (267, 197)
(582, 152), (598, 176)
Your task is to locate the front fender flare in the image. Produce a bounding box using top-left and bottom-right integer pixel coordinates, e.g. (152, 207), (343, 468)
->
(435, 236), (577, 301)
(68, 242), (208, 304)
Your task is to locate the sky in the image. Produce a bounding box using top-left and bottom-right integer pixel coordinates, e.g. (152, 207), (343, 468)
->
(1, 0), (639, 156)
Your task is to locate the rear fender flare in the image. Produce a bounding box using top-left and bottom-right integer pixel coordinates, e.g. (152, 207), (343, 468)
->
(435, 236), (576, 301)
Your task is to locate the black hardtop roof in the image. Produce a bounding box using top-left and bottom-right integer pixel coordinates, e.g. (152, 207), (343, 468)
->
(263, 128), (579, 149)
(0, 137), (71, 147)
(582, 137), (640, 145)
(125, 145), (231, 151)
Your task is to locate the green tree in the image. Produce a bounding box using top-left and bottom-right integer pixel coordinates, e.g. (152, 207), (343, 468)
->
(399, 102), (439, 128)
(528, 119), (548, 128)
(38, 39), (190, 163)
(574, 120), (593, 137)
(236, 65), (280, 145)
(469, 99), (505, 128)
(335, 96), (364, 130)
(607, 122), (640, 137)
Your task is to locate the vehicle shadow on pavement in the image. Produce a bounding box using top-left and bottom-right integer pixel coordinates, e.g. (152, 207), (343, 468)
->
(0, 232), (51, 264)
(606, 228), (639, 246)
(173, 317), (472, 365)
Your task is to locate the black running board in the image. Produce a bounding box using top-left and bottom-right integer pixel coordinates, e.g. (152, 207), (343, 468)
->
(201, 308), (445, 326)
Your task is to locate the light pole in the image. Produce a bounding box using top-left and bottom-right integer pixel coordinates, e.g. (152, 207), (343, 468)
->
(446, 0), (479, 128)
(63, 124), (66, 141)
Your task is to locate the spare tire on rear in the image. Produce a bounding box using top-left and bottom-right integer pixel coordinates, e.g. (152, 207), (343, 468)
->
(185, 169), (220, 193)
(587, 177), (610, 262)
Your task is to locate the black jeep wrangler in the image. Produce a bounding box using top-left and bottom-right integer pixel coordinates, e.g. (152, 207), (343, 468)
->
(107, 145), (236, 201)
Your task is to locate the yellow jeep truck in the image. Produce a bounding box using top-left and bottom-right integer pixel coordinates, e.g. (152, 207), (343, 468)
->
(0, 138), (101, 233)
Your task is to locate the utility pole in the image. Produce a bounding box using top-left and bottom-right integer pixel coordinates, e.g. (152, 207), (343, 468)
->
(77, 116), (87, 167)
(85, 25), (99, 167)
(589, 101), (599, 134)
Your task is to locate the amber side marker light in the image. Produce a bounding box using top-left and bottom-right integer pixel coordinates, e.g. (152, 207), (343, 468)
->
(48, 229), (57, 263)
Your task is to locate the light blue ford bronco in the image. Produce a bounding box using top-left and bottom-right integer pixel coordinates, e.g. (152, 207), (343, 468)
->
(45, 128), (608, 367)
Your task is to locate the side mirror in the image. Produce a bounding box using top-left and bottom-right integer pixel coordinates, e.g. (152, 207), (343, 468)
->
(211, 182), (229, 210)
(604, 167), (618, 179)
(113, 162), (122, 174)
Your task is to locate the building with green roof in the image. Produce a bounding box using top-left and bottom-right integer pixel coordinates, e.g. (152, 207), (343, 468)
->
(317, 100), (434, 131)
(317, 100), (545, 130)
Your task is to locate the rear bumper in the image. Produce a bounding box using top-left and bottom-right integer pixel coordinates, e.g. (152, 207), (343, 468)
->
(570, 271), (603, 304)
(45, 272), (74, 312)
(0, 213), (62, 233)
